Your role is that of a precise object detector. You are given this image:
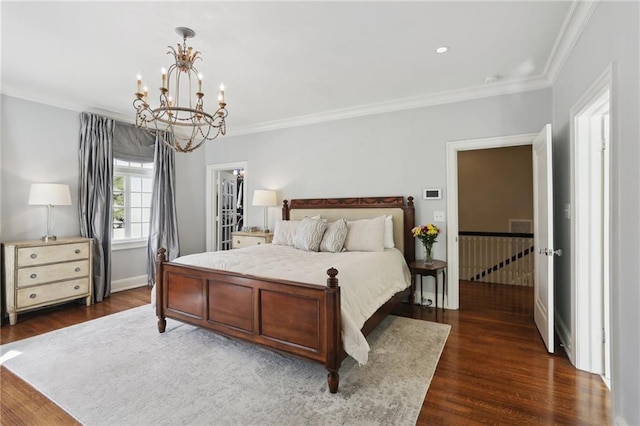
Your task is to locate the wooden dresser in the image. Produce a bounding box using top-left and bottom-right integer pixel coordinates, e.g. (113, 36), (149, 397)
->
(231, 231), (274, 249)
(2, 237), (93, 325)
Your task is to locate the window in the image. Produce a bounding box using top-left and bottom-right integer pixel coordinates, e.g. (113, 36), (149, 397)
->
(113, 160), (153, 241)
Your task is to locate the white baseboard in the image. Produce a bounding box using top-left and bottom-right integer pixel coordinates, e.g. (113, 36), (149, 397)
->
(111, 275), (148, 293)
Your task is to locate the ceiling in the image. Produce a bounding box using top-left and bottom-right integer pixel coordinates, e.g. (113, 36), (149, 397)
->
(1, 1), (580, 135)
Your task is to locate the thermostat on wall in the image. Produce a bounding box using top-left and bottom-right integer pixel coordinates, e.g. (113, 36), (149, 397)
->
(423, 188), (442, 200)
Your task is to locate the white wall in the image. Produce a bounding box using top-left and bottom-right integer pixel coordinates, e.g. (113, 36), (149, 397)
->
(551, 2), (639, 424)
(1, 95), (148, 283)
(1, 96), (80, 240)
(205, 88), (551, 285)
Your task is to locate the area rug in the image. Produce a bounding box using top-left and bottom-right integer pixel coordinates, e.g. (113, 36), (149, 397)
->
(0, 305), (450, 426)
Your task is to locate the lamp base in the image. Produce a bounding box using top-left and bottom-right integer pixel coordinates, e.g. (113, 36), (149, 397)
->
(41, 235), (58, 243)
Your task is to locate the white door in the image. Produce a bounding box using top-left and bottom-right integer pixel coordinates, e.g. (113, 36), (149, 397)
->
(216, 171), (237, 251)
(532, 124), (555, 353)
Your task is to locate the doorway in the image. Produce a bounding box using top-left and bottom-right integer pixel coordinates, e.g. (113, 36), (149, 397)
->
(205, 162), (248, 252)
(446, 126), (557, 353)
(570, 66), (612, 384)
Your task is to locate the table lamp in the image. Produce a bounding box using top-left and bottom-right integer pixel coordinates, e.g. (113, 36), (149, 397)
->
(252, 189), (277, 233)
(28, 183), (72, 242)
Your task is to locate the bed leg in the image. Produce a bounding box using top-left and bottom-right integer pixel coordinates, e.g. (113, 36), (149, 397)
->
(327, 370), (339, 393)
(158, 317), (166, 333)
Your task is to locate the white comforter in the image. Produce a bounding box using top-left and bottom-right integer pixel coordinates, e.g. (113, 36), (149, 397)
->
(169, 244), (411, 365)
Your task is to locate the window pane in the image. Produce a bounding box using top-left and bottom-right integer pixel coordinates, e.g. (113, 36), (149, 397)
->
(142, 193), (152, 207)
(130, 177), (142, 192)
(143, 163), (153, 169)
(114, 176), (125, 191)
(115, 159), (128, 166)
(142, 223), (149, 237)
(130, 193), (142, 207)
(113, 208), (125, 223)
(141, 207), (150, 222)
(131, 207), (142, 222)
(129, 161), (142, 168)
(142, 178), (153, 192)
(113, 228), (125, 239)
(131, 223), (142, 238)
(113, 193), (125, 207)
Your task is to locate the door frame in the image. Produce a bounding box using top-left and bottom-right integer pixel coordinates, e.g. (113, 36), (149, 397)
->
(205, 161), (248, 252)
(446, 132), (538, 310)
(569, 65), (612, 378)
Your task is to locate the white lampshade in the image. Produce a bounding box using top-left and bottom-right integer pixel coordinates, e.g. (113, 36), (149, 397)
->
(28, 183), (72, 206)
(252, 189), (277, 207)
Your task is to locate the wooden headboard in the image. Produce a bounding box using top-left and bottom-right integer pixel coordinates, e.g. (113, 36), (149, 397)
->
(282, 196), (415, 265)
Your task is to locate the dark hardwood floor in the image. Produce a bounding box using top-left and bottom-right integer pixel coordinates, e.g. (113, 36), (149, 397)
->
(0, 282), (611, 425)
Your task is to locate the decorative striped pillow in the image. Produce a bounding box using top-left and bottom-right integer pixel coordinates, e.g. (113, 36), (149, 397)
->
(320, 219), (348, 253)
(293, 217), (328, 252)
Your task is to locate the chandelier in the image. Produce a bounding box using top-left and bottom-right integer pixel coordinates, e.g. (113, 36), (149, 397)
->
(133, 27), (228, 153)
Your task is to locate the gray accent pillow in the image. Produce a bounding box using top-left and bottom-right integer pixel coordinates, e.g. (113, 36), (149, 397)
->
(320, 219), (348, 253)
(293, 217), (328, 252)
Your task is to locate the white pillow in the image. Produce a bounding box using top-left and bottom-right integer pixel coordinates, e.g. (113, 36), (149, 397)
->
(320, 219), (348, 253)
(384, 215), (394, 248)
(293, 217), (328, 252)
(344, 216), (385, 252)
(272, 220), (299, 246)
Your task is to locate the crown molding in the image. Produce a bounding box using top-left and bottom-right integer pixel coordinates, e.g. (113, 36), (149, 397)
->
(230, 75), (552, 136)
(1, 87), (135, 125)
(544, 0), (600, 84)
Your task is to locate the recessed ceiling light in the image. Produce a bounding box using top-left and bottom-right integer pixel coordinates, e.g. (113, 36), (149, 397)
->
(435, 46), (449, 54)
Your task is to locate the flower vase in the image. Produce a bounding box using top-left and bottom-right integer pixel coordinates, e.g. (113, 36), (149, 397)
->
(423, 243), (434, 264)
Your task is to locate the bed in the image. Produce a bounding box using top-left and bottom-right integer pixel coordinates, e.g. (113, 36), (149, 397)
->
(155, 196), (416, 393)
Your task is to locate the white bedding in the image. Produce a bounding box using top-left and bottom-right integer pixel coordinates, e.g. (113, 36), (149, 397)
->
(168, 244), (411, 365)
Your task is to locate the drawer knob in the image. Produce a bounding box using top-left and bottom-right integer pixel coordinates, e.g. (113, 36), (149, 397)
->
(74, 285), (80, 290)
(75, 267), (81, 272)
(30, 253), (37, 259)
(75, 249), (81, 254)
(30, 273), (37, 279)
(29, 293), (37, 299)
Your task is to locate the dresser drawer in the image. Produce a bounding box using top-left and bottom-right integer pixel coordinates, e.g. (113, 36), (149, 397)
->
(232, 235), (267, 249)
(17, 242), (89, 267)
(17, 278), (90, 309)
(17, 260), (89, 287)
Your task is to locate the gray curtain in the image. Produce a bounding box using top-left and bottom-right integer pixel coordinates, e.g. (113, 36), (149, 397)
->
(147, 133), (179, 285)
(79, 112), (114, 302)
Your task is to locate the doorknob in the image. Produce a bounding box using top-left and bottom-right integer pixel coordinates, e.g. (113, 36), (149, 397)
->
(539, 248), (562, 256)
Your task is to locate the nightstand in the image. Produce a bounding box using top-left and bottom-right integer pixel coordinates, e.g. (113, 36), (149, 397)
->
(2, 237), (93, 325)
(409, 260), (447, 309)
(231, 231), (274, 249)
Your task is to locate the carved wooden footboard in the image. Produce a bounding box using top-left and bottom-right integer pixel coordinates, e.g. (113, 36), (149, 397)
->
(155, 250), (343, 392)
(155, 195), (415, 393)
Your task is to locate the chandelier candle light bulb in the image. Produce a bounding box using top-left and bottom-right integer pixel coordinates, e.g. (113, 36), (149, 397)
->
(218, 83), (225, 104)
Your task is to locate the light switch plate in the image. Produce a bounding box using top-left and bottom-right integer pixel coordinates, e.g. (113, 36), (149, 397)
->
(433, 211), (445, 222)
